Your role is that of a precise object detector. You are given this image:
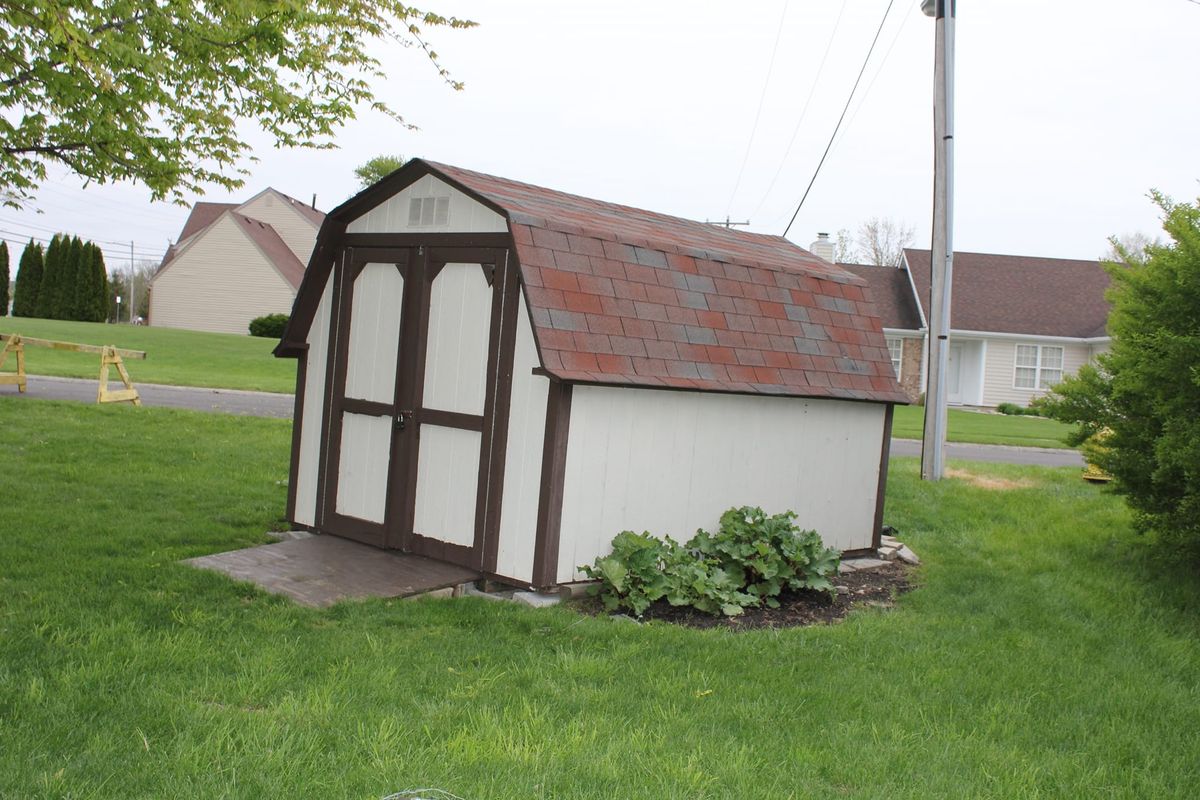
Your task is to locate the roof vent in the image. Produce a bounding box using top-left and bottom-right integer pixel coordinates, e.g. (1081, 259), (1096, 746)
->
(809, 232), (836, 263)
(408, 196), (450, 227)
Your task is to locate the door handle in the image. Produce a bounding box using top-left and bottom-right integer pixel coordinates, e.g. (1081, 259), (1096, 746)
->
(395, 410), (413, 431)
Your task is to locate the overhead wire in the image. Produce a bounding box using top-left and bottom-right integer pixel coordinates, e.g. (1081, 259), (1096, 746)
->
(749, 0), (850, 220)
(724, 0), (792, 217)
(782, 0), (897, 238)
(0, 217), (166, 256)
(829, 2), (916, 155)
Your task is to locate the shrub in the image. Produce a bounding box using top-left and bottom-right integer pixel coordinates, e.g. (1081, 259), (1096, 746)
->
(249, 313), (289, 338)
(580, 507), (840, 617)
(997, 402), (1045, 417)
(1039, 192), (1200, 557)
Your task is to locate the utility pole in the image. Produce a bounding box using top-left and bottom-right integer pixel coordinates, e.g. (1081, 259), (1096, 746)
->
(129, 241), (136, 324)
(705, 217), (751, 229)
(920, 0), (955, 481)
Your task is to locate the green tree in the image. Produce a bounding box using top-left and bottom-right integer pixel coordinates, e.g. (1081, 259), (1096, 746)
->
(1039, 192), (1200, 557)
(91, 245), (109, 323)
(355, 154), (408, 188)
(1, 3), (474, 207)
(35, 234), (63, 318)
(11, 240), (43, 316)
(0, 242), (9, 315)
(62, 236), (87, 320)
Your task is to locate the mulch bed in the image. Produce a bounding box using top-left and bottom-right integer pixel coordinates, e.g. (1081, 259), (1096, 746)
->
(575, 562), (913, 630)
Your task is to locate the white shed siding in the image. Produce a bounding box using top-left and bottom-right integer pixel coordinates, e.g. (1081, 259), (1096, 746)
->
(495, 296), (550, 583)
(293, 271), (334, 527)
(237, 190), (321, 264)
(423, 263), (493, 415)
(345, 174), (507, 234)
(344, 264), (405, 404)
(335, 413), (392, 523)
(150, 214), (296, 334)
(981, 338), (1091, 407)
(413, 425), (481, 547)
(556, 387), (886, 583)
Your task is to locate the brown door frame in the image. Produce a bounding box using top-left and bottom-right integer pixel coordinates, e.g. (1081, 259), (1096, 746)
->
(316, 241), (519, 574)
(320, 246), (415, 548)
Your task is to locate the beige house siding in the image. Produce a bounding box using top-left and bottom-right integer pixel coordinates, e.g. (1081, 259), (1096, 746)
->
(150, 214), (297, 335)
(981, 338), (1092, 408)
(237, 191), (320, 264)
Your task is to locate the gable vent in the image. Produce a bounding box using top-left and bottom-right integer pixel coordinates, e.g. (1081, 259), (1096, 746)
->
(408, 196), (450, 227)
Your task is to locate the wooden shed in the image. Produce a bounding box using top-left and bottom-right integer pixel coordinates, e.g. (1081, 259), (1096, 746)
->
(275, 160), (908, 589)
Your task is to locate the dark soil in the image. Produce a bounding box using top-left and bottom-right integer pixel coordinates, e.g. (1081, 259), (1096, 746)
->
(577, 562), (913, 630)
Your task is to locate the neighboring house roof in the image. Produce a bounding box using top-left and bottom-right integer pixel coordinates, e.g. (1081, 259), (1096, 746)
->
(282, 159), (908, 404)
(240, 187), (327, 228)
(153, 210), (306, 290)
(177, 202), (237, 242)
(229, 212), (306, 290)
(904, 248), (1111, 339)
(839, 263), (924, 331)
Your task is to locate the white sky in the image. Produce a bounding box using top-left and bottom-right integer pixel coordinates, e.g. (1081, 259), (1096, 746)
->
(3, 0), (1198, 273)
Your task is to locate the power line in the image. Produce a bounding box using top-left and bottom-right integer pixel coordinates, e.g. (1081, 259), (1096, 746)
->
(724, 0), (792, 217)
(0, 217), (165, 255)
(749, 0), (849, 220)
(830, 1), (916, 155)
(0, 230), (165, 264)
(782, 0), (896, 238)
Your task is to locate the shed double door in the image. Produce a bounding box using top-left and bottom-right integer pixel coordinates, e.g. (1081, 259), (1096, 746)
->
(320, 244), (510, 570)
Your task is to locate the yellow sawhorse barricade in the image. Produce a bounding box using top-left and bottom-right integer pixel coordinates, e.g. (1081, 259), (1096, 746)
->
(0, 333), (146, 406)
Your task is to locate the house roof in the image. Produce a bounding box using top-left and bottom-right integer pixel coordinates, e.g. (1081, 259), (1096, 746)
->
(904, 248), (1110, 339)
(153, 211), (306, 290)
(839, 263), (924, 331)
(281, 160), (908, 404)
(177, 202), (237, 242)
(229, 212), (306, 290)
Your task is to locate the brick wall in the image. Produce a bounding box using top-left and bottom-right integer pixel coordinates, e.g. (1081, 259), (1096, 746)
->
(899, 337), (924, 401)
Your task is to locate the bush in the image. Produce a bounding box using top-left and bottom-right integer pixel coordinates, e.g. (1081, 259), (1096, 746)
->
(249, 313), (289, 338)
(997, 402), (1044, 417)
(1039, 192), (1200, 557)
(580, 507), (840, 617)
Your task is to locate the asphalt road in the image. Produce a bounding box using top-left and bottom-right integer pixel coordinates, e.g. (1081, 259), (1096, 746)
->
(4, 374), (1084, 467)
(3, 374), (294, 418)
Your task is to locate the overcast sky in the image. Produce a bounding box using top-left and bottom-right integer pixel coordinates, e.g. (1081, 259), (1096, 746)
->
(3, 0), (1198, 274)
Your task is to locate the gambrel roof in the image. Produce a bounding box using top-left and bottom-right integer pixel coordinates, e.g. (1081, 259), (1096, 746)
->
(280, 160), (909, 404)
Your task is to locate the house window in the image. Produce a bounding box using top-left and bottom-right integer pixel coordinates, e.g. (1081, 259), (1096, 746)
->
(408, 196), (450, 227)
(1014, 344), (1064, 389)
(885, 337), (903, 379)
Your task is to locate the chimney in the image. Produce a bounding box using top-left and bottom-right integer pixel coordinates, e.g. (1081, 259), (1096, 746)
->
(809, 232), (835, 263)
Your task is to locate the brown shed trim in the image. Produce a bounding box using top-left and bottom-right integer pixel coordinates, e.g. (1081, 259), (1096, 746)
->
(871, 403), (895, 551)
(482, 252), (521, 574)
(285, 344), (309, 524)
(531, 379), (573, 589)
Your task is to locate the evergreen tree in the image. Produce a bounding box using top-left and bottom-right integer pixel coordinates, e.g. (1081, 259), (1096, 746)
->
(91, 245), (109, 323)
(65, 236), (89, 320)
(34, 234), (62, 318)
(11, 240), (42, 317)
(0, 242), (9, 316)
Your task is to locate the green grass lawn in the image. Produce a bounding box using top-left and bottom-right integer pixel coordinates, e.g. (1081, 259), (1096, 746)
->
(0, 317), (296, 393)
(2, 398), (1198, 798)
(892, 403), (1078, 449)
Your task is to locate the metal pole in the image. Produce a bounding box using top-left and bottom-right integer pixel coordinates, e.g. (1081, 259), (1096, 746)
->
(129, 241), (135, 324)
(920, 0), (955, 481)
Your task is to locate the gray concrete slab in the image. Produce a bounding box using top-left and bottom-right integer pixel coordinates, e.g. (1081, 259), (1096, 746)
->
(184, 535), (479, 607)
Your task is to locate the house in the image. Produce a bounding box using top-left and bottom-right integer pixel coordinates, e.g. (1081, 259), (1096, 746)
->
(274, 160), (908, 590)
(148, 189), (325, 334)
(831, 249), (1110, 407)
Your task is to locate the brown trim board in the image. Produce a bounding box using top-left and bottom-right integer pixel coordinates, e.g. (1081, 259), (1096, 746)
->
(482, 252), (520, 574)
(871, 403), (895, 551)
(531, 380), (573, 589)
(313, 250), (348, 531)
(285, 345), (309, 525)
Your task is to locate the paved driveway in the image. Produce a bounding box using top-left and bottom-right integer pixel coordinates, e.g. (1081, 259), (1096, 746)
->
(5, 374), (1083, 467)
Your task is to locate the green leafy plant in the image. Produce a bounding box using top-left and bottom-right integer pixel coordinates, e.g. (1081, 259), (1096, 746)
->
(580, 507), (841, 618)
(579, 531), (669, 616)
(249, 313), (289, 338)
(997, 402), (1044, 417)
